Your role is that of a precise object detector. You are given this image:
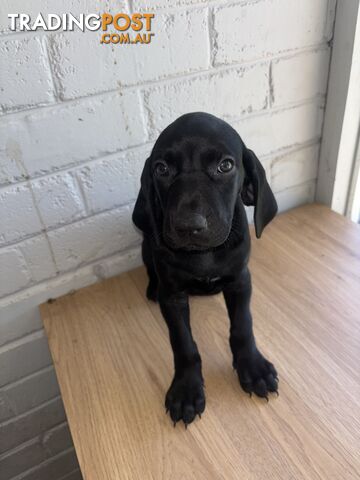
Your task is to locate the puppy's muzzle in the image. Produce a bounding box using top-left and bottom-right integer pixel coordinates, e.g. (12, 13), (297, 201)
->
(174, 213), (208, 237)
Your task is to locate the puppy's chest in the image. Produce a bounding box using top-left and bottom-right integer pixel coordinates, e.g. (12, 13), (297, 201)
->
(172, 252), (236, 294)
(186, 274), (224, 295)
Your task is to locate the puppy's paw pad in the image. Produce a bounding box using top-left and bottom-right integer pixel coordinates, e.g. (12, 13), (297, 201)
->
(236, 352), (278, 399)
(165, 373), (205, 426)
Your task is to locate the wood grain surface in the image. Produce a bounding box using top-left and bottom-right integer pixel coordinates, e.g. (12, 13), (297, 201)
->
(41, 204), (360, 480)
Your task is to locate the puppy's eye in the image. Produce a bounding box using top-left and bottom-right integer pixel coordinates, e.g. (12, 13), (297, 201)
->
(154, 161), (169, 176)
(218, 158), (234, 173)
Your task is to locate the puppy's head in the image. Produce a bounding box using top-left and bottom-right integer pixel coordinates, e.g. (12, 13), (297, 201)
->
(133, 112), (277, 250)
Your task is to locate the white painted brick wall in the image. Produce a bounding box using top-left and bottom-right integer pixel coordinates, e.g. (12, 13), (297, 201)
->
(0, 37), (55, 113)
(31, 173), (86, 229)
(0, 184), (42, 245)
(51, 9), (210, 99)
(0, 0), (335, 478)
(145, 64), (269, 135)
(77, 145), (151, 214)
(47, 204), (139, 272)
(271, 48), (330, 107)
(213, 0), (331, 65)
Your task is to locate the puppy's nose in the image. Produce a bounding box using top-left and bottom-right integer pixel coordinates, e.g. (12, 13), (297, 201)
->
(174, 213), (207, 235)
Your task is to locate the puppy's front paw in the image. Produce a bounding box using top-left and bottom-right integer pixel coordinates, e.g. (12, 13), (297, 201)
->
(236, 351), (278, 400)
(165, 370), (205, 427)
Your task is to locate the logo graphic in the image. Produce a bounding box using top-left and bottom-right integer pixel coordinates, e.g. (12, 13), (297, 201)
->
(8, 13), (155, 45)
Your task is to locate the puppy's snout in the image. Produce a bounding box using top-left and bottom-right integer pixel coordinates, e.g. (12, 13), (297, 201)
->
(174, 213), (208, 236)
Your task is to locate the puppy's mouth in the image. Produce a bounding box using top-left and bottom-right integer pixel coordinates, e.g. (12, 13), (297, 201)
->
(162, 225), (232, 252)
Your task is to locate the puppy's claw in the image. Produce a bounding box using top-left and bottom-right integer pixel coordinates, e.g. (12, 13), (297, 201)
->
(173, 421), (177, 428)
(248, 392), (252, 398)
(185, 423), (188, 430)
(198, 412), (201, 419)
(265, 395), (269, 403)
(166, 407), (169, 414)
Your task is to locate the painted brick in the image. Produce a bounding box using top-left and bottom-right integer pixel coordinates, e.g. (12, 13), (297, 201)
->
(0, 331), (52, 388)
(275, 180), (316, 213)
(0, 0), (125, 33)
(1, 366), (60, 421)
(43, 422), (74, 455)
(0, 422), (72, 479)
(271, 144), (319, 193)
(271, 49), (330, 107)
(0, 440), (47, 480)
(0, 184), (42, 246)
(0, 248), (31, 298)
(133, 0), (209, 9)
(49, 32), (136, 100)
(19, 235), (58, 282)
(0, 154), (24, 186)
(31, 172), (86, 228)
(60, 470), (83, 480)
(0, 397), (66, 454)
(135, 9), (210, 83)
(19, 449), (79, 480)
(0, 91), (147, 179)
(93, 245), (142, 280)
(0, 121), (28, 183)
(0, 37), (54, 112)
(0, 236), (56, 298)
(51, 9), (209, 99)
(48, 204), (140, 272)
(233, 102), (323, 157)
(214, 0), (329, 65)
(0, 308), (42, 348)
(0, 394), (14, 422)
(77, 145), (150, 214)
(145, 64), (269, 136)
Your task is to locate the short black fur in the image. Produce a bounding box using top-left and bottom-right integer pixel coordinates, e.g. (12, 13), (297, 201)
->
(133, 112), (278, 426)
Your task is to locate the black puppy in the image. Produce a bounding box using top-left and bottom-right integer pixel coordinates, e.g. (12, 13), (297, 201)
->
(132, 112), (278, 426)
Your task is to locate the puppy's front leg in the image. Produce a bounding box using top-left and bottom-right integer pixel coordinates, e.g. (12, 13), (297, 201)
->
(159, 290), (205, 426)
(223, 268), (278, 399)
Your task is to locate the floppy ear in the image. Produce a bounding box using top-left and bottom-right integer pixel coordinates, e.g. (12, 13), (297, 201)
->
(241, 148), (278, 239)
(132, 157), (155, 236)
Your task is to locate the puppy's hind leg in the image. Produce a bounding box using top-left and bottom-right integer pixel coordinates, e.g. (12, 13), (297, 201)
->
(142, 238), (158, 302)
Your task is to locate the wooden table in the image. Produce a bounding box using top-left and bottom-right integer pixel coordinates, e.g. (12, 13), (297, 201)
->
(41, 205), (360, 480)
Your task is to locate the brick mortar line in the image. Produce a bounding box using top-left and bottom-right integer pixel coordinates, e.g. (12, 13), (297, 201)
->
(8, 446), (76, 480)
(0, 243), (142, 308)
(0, 96), (325, 193)
(57, 468), (82, 480)
(0, 139), (153, 190)
(0, 422), (69, 462)
(0, 365), (55, 392)
(272, 176), (317, 196)
(0, 41), (330, 120)
(10, 155), (60, 276)
(0, 329), (46, 355)
(207, 7), (216, 67)
(40, 35), (61, 102)
(0, 395), (62, 428)
(72, 173), (91, 217)
(0, 199), (137, 251)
